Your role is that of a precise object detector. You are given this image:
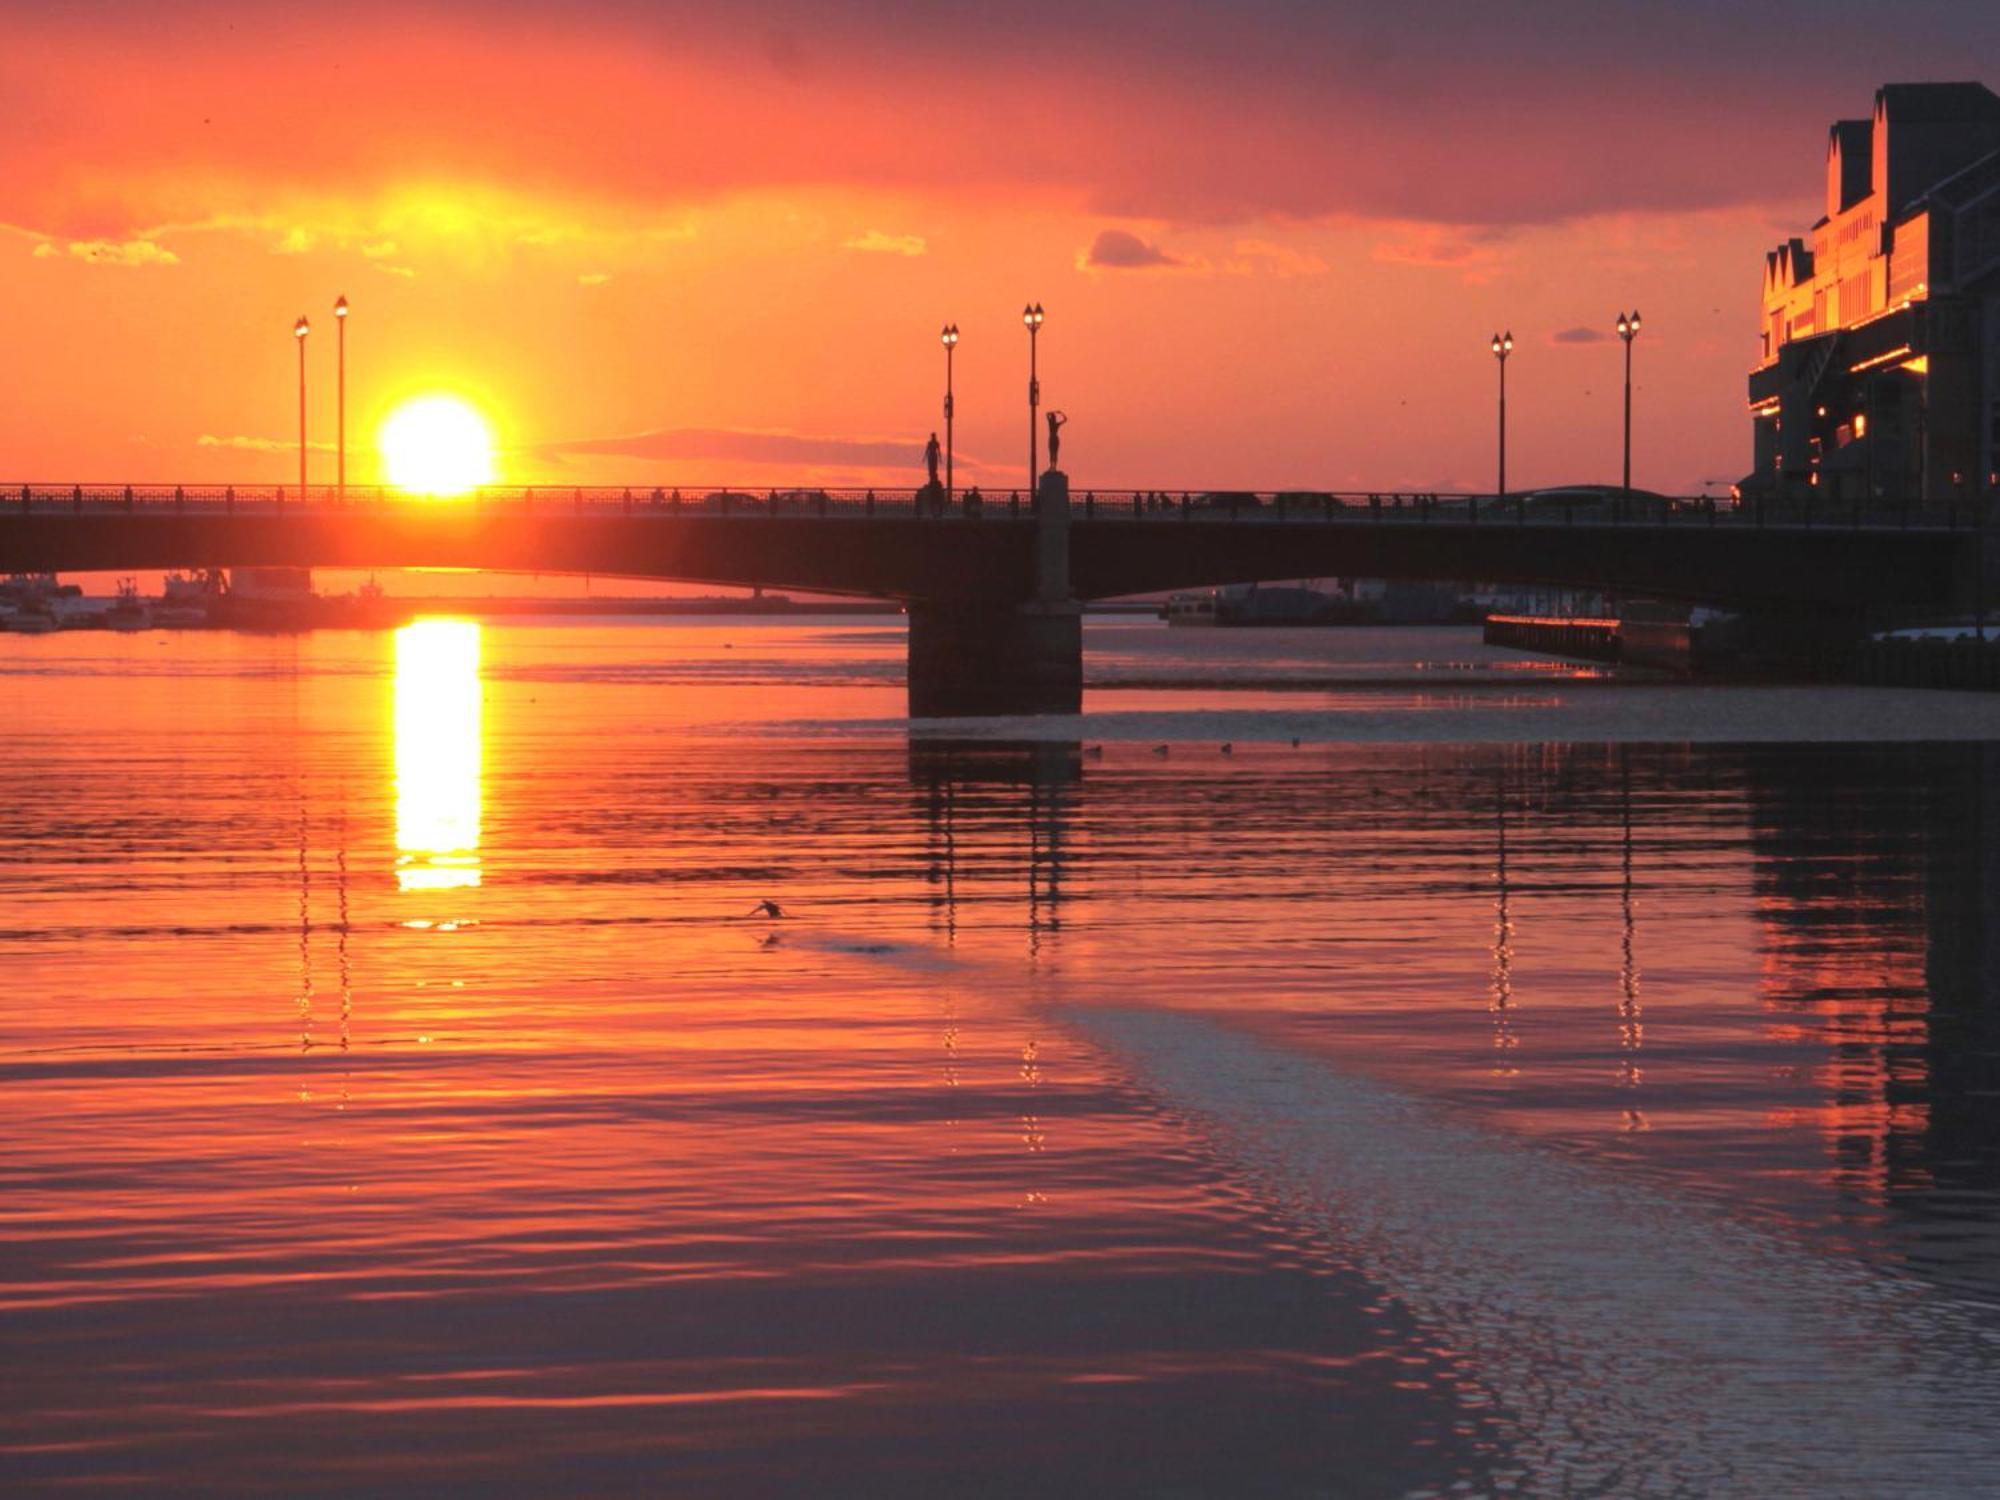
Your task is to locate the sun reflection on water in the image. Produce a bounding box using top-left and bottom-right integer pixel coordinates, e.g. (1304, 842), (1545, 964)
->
(394, 619), (483, 893)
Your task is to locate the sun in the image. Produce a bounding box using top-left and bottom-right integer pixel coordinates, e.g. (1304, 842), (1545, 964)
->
(380, 395), (496, 496)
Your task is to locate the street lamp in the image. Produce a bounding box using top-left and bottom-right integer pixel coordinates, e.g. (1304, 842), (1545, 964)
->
(1491, 330), (1513, 503)
(333, 295), (350, 501)
(1616, 309), (1642, 498)
(1024, 302), (1045, 491)
(293, 315), (310, 495)
(941, 323), (959, 508)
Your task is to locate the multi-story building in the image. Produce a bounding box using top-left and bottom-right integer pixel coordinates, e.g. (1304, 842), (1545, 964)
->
(1749, 83), (2000, 503)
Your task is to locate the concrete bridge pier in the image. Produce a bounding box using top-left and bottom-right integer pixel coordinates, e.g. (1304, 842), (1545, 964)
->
(906, 470), (1083, 717)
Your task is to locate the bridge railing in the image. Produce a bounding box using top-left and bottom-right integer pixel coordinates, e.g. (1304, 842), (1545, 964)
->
(2, 483), (1990, 531)
(0, 483), (1005, 520)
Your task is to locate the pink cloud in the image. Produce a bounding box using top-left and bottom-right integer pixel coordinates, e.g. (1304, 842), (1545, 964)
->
(0, 3), (1874, 244)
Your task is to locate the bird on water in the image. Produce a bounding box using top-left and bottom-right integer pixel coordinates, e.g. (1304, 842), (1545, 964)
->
(750, 899), (786, 918)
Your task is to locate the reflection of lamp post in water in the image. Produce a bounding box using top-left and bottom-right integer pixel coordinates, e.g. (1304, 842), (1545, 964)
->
(1024, 302), (1045, 491)
(298, 801), (313, 1056)
(333, 295), (350, 502)
(293, 315), (310, 495)
(1490, 766), (1518, 1074)
(941, 323), (959, 509)
(1617, 755), (1646, 1126)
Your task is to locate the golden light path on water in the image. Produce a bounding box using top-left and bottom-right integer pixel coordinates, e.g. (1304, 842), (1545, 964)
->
(393, 619), (483, 892)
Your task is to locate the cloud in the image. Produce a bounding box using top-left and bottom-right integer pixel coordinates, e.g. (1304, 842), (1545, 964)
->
(372, 262), (417, 279)
(199, 433), (334, 453)
(842, 229), (926, 256)
(531, 426), (928, 469)
(1082, 228), (1187, 270)
(34, 237), (178, 267)
(1, 3), (1894, 245)
(578, 271), (611, 285)
(1370, 224), (1509, 282)
(359, 239), (400, 259)
(1551, 325), (1611, 344)
(1231, 238), (1328, 277)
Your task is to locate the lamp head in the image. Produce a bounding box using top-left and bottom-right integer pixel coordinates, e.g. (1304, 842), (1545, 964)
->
(1024, 303), (1044, 328)
(941, 323), (958, 347)
(333, 295), (349, 318)
(294, 315), (310, 339)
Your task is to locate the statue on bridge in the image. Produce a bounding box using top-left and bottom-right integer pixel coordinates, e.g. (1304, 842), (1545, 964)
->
(918, 430), (946, 517)
(1046, 410), (1067, 473)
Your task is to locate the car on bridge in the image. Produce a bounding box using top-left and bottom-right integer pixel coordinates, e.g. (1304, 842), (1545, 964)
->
(771, 489), (832, 514)
(1191, 490), (1264, 513)
(1519, 485), (1682, 519)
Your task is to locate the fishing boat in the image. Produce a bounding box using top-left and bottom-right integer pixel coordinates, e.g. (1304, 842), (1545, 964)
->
(155, 569), (226, 627)
(106, 579), (149, 631)
(3, 605), (59, 634)
(2, 573), (76, 634)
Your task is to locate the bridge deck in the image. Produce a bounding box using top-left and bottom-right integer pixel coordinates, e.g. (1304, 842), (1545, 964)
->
(1, 484), (1985, 613)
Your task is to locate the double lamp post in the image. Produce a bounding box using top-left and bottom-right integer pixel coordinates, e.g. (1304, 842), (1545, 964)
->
(934, 303), (1050, 505)
(292, 295), (352, 500)
(1487, 310), (1642, 502)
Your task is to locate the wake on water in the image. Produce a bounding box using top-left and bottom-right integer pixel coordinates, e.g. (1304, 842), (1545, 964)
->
(1070, 1007), (2000, 1498)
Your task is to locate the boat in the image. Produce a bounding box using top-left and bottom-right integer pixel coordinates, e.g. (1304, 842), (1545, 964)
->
(155, 568), (225, 627)
(1164, 591), (1220, 626)
(106, 579), (149, 631)
(1163, 582), (1373, 627)
(204, 567), (411, 630)
(2, 572), (80, 610)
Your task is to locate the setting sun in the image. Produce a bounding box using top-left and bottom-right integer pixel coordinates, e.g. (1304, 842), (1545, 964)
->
(379, 395), (496, 495)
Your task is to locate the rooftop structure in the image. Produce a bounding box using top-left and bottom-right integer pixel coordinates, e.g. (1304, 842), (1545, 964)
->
(1749, 82), (2000, 502)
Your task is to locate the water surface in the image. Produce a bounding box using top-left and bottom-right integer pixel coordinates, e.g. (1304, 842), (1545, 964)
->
(4, 619), (2000, 1496)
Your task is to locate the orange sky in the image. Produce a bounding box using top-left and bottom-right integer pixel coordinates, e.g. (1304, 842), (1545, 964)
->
(3, 3), (1995, 496)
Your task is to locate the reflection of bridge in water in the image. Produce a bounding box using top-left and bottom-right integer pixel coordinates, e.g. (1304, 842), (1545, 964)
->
(4, 478), (1988, 713)
(899, 736), (2000, 1291)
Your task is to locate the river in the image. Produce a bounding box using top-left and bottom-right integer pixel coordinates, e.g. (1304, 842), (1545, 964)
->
(4, 619), (1999, 1496)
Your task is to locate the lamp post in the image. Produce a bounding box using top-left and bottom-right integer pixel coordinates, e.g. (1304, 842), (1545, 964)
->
(293, 315), (310, 495)
(1024, 302), (1045, 490)
(1491, 330), (1513, 503)
(1616, 309), (1642, 498)
(333, 295), (349, 501)
(941, 323), (959, 507)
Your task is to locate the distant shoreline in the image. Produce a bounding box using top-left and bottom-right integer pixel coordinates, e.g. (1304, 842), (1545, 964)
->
(377, 597), (902, 617)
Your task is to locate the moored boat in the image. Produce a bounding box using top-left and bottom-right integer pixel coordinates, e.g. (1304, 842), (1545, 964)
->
(106, 579), (149, 631)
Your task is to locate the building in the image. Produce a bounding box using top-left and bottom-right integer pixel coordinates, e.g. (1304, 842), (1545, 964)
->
(1749, 83), (2000, 503)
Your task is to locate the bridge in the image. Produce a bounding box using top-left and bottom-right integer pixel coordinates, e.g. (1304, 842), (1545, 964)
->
(2, 478), (1988, 713)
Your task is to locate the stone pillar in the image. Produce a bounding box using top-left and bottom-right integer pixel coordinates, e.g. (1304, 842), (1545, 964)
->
(906, 600), (1082, 716)
(905, 469), (1083, 716)
(1036, 468), (1071, 603)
